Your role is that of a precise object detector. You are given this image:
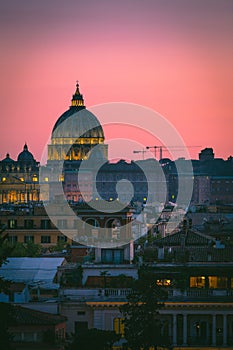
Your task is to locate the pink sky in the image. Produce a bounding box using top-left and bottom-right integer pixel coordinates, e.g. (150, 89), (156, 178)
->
(0, 0), (232, 161)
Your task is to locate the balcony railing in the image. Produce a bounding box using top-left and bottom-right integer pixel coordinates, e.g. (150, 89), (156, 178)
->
(104, 288), (131, 297)
(59, 288), (132, 301)
(168, 288), (233, 299)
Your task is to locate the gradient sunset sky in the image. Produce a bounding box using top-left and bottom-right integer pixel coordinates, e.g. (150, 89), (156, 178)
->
(0, 0), (232, 161)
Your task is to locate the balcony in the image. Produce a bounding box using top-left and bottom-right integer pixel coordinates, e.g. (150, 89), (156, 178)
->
(168, 288), (233, 301)
(59, 288), (132, 301)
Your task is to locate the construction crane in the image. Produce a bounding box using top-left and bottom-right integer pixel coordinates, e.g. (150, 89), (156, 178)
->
(133, 149), (148, 160)
(146, 145), (201, 160)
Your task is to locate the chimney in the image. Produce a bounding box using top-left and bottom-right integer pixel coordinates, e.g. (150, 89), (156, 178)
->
(188, 218), (192, 229)
(182, 219), (188, 233)
(181, 219), (188, 248)
(158, 247), (164, 260)
(160, 220), (167, 238)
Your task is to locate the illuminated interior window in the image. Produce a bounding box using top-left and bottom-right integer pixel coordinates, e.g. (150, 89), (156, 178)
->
(156, 279), (171, 287)
(32, 176), (38, 182)
(208, 276), (227, 289)
(190, 276), (205, 288)
(114, 318), (124, 336)
(59, 175), (64, 182)
(44, 177), (49, 182)
(20, 177), (24, 182)
(2, 177), (6, 182)
(8, 219), (17, 229)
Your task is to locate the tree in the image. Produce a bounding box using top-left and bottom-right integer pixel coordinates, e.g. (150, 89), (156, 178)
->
(0, 302), (14, 350)
(100, 270), (110, 295)
(9, 242), (41, 257)
(120, 271), (169, 350)
(66, 328), (120, 350)
(0, 228), (15, 349)
(61, 264), (83, 287)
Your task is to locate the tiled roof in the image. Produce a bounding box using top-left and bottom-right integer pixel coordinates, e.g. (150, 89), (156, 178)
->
(11, 305), (66, 326)
(85, 275), (133, 288)
(187, 246), (233, 262)
(9, 282), (26, 293)
(0, 257), (66, 289)
(155, 229), (215, 247)
(161, 246), (233, 262)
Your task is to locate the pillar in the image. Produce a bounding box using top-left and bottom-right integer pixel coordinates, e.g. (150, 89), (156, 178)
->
(223, 314), (227, 346)
(183, 314), (188, 346)
(172, 314), (177, 346)
(212, 314), (216, 346)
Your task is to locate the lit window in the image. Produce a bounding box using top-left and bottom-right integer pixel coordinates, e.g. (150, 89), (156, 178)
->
(44, 177), (49, 182)
(32, 176), (38, 182)
(114, 318), (124, 336)
(2, 177), (6, 182)
(156, 279), (171, 287)
(208, 276), (227, 289)
(8, 219), (17, 229)
(59, 174), (64, 182)
(20, 177), (24, 182)
(190, 276), (205, 288)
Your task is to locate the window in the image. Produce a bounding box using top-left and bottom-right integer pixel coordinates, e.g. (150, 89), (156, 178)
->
(8, 219), (17, 229)
(24, 236), (34, 243)
(190, 276), (205, 288)
(156, 279), (171, 287)
(32, 175), (38, 182)
(101, 249), (124, 264)
(56, 328), (65, 340)
(57, 219), (67, 229)
(114, 318), (124, 336)
(77, 311), (85, 316)
(8, 235), (18, 244)
(75, 321), (88, 334)
(208, 276), (227, 289)
(57, 235), (67, 243)
(41, 220), (51, 229)
(59, 174), (64, 182)
(24, 220), (34, 229)
(41, 235), (51, 244)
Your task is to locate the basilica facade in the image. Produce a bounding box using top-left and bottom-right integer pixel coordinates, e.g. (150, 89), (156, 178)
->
(0, 144), (40, 204)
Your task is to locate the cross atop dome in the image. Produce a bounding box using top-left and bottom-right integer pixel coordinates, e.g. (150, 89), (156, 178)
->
(71, 81), (85, 107)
